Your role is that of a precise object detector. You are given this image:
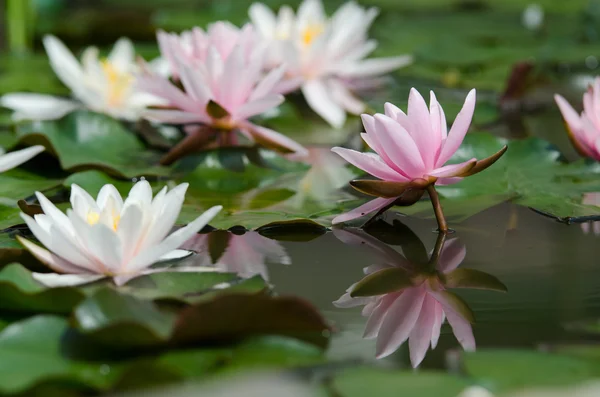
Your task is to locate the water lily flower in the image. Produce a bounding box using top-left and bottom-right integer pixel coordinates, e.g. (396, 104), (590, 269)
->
(333, 226), (504, 366)
(249, 0), (413, 128)
(18, 180), (222, 287)
(182, 230), (290, 280)
(136, 22), (307, 164)
(0, 145), (44, 172)
(555, 78), (600, 161)
(331, 88), (507, 231)
(0, 35), (166, 122)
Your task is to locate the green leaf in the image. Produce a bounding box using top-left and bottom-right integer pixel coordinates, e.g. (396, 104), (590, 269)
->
(463, 349), (600, 393)
(75, 290), (330, 350)
(15, 112), (171, 178)
(0, 263), (85, 313)
(74, 288), (176, 348)
(0, 169), (62, 201)
(350, 268), (414, 297)
(332, 367), (470, 397)
(0, 315), (120, 394)
(443, 268), (508, 292)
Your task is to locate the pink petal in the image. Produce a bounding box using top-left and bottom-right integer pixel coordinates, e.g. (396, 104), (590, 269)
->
(250, 66), (286, 101)
(437, 238), (466, 273)
(383, 102), (411, 131)
(243, 122), (307, 155)
(330, 147), (404, 181)
(361, 115), (409, 178)
(408, 293), (437, 367)
(143, 109), (209, 124)
(430, 301), (444, 348)
(332, 197), (397, 225)
(429, 91), (448, 140)
(407, 88), (438, 168)
(235, 95), (284, 120)
(427, 159), (476, 178)
(554, 94), (583, 134)
(376, 287), (426, 358)
(373, 114), (425, 178)
(363, 294), (398, 339)
(436, 89), (476, 167)
(445, 306), (476, 351)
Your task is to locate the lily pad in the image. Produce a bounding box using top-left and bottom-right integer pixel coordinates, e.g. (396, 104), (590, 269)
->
(401, 133), (600, 221)
(462, 349), (600, 393)
(74, 289), (330, 350)
(15, 111), (171, 178)
(331, 367), (470, 397)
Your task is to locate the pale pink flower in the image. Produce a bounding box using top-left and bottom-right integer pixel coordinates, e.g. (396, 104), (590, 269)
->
(555, 78), (600, 160)
(331, 88), (506, 225)
(136, 23), (307, 156)
(157, 22), (257, 79)
(333, 228), (475, 367)
(181, 231), (290, 281)
(249, 0), (412, 128)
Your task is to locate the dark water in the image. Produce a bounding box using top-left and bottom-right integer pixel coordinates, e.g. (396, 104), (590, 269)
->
(260, 203), (600, 368)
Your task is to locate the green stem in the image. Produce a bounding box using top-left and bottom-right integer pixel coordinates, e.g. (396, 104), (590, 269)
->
(426, 184), (449, 234)
(7, 0), (34, 54)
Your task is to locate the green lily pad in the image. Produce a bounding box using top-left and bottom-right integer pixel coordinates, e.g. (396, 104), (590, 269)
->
(332, 367), (470, 397)
(401, 133), (600, 221)
(0, 263), (86, 313)
(74, 289), (330, 350)
(463, 349), (600, 393)
(0, 168), (62, 201)
(0, 315), (120, 395)
(15, 111), (171, 178)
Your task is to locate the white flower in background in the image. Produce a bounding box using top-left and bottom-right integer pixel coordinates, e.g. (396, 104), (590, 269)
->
(18, 180), (222, 287)
(0, 145), (44, 173)
(522, 4), (544, 31)
(0, 35), (166, 122)
(182, 231), (290, 281)
(249, 0), (413, 128)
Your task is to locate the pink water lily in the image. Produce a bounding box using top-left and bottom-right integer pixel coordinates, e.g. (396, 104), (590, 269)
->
(331, 88), (507, 231)
(555, 78), (600, 160)
(333, 228), (478, 367)
(136, 22), (307, 164)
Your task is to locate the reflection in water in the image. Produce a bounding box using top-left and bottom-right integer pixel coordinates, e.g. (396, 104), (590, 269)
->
(333, 221), (506, 367)
(581, 192), (600, 235)
(182, 230), (290, 281)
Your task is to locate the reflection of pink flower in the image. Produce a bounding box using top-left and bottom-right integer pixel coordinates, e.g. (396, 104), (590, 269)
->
(555, 78), (600, 160)
(581, 192), (600, 235)
(333, 230), (474, 367)
(181, 231), (290, 281)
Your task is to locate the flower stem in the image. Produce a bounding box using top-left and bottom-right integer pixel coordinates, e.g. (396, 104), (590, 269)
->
(7, 0), (34, 54)
(426, 184), (449, 234)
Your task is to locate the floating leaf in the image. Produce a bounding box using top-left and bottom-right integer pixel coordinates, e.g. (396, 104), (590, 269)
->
(331, 367), (470, 397)
(15, 112), (171, 178)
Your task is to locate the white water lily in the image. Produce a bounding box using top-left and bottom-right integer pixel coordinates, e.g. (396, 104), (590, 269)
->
(0, 145), (45, 173)
(249, 0), (413, 128)
(18, 180), (222, 286)
(0, 35), (165, 122)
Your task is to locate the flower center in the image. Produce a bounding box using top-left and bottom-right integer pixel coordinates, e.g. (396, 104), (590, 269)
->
(301, 23), (324, 47)
(86, 210), (121, 231)
(101, 60), (133, 107)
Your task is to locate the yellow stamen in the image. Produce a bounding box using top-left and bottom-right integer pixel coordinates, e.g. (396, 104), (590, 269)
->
(86, 211), (100, 226)
(301, 23), (324, 46)
(101, 60), (133, 107)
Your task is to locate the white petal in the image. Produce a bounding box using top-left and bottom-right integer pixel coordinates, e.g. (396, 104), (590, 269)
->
(158, 249), (193, 262)
(0, 93), (80, 121)
(302, 80), (346, 128)
(249, 3), (277, 37)
(108, 38), (135, 71)
(126, 205), (222, 273)
(17, 236), (86, 274)
(96, 184), (124, 212)
(0, 146), (44, 173)
(32, 272), (105, 287)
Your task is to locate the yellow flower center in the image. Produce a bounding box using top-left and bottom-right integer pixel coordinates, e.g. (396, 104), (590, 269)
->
(86, 210), (121, 231)
(101, 60), (133, 107)
(301, 23), (324, 47)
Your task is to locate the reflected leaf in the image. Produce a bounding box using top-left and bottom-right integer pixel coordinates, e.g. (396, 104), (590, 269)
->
(350, 268), (414, 297)
(443, 268), (508, 292)
(256, 219), (328, 242)
(364, 219), (429, 264)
